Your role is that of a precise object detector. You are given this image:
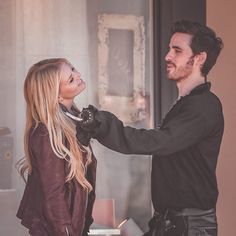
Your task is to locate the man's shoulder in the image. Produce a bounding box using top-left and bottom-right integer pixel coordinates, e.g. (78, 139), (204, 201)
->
(188, 89), (222, 105)
(181, 91), (223, 117)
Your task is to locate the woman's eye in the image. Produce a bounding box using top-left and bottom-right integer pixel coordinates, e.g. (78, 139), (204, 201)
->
(72, 67), (78, 73)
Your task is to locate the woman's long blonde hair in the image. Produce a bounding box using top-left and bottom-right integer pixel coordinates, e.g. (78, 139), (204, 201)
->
(19, 58), (92, 191)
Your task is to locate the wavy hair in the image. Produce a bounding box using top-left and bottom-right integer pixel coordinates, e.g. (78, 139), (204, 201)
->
(171, 20), (223, 77)
(18, 58), (92, 191)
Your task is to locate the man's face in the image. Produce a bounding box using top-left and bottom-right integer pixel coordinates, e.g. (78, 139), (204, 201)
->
(165, 33), (195, 81)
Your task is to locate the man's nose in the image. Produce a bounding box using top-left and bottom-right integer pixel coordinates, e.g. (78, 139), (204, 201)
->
(165, 51), (172, 62)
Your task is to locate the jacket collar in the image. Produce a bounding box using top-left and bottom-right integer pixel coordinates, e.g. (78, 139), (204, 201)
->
(189, 82), (211, 96)
(59, 103), (79, 116)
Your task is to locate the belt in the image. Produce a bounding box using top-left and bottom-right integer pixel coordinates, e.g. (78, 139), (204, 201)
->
(168, 208), (216, 217)
(145, 208), (216, 235)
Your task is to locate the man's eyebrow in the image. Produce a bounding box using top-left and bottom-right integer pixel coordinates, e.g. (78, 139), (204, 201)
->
(172, 45), (182, 50)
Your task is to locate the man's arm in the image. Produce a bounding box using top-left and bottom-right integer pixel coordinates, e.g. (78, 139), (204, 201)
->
(77, 101), (207, 156)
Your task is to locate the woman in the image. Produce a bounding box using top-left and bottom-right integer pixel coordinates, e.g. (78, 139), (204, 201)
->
(16, 58), (97, 236)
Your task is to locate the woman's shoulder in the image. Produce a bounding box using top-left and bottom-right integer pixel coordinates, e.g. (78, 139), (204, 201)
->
(29, 123), (49, 146)
(30, 122), (48, 135)
(28, 123), (52, 156)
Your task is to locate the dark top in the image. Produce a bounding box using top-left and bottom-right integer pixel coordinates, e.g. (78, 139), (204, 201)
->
(17, 123), (97, 236)
(93, 82), (224, 213)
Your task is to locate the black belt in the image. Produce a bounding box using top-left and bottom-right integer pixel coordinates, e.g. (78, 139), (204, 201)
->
(168, 207), (216, 217)
(144, 208), (216, 236)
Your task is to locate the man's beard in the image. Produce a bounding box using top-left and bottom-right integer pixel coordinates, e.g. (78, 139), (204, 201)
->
(167, 56), (194, 81)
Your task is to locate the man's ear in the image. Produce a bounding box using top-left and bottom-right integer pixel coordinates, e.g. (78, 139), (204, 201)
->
(196, 51), (207, 67)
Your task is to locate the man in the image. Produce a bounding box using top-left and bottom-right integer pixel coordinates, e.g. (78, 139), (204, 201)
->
(77, 20), (224, 236)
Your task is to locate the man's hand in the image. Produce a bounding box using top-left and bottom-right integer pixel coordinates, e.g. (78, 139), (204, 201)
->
(76, 105), (101, 146)
(79, 105), (98, 129)
(76, 125), (92, 146)
(79, 105), (101, 131)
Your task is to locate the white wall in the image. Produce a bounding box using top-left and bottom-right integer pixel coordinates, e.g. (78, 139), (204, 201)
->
(207, 1), (236, 235)
(0, 0), (16, 138)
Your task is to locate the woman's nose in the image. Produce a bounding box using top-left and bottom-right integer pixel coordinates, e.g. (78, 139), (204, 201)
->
(74, 71), (81, 78)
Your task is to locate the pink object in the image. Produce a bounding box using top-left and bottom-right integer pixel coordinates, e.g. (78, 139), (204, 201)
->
(92, 199), (116, 228)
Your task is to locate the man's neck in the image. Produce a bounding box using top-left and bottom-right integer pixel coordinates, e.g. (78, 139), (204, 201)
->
(177, 74), (205, 98)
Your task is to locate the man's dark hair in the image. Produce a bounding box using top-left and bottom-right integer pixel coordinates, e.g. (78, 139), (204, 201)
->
(171, 20), (223, 76)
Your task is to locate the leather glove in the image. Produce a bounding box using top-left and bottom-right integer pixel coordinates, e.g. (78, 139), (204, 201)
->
(76, 105), (101, 146)
(79, 105), (100, 131)
(76, 125), (92, 146)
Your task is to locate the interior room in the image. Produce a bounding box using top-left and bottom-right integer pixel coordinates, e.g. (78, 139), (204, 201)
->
(0, 0), (235, 235)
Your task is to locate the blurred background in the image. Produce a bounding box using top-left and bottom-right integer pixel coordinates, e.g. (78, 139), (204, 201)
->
(0, 0), (235, 235)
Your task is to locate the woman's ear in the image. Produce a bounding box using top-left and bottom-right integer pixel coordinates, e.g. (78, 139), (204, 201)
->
(58, 96), (64, 102)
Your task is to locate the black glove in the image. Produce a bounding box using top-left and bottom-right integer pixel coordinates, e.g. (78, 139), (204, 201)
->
(76, 105), (101, 146)
(76, 125), (92, 146)
(79, 105), (101, 132)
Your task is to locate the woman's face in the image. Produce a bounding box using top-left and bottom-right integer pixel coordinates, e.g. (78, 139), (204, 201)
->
(58, 62), (85, 108)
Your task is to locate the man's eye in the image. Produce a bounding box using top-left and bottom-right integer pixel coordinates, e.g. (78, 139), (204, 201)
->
(69, 77), (74, 83)
(175, 49), (181, 53)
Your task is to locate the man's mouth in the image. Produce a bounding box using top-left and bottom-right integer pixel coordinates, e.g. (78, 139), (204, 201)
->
(166, 63), (176, 72)
(166, 63), (175, 68)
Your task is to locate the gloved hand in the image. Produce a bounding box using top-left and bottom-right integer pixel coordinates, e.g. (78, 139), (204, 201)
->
(78, 105), (101, 131)
(76, 105), (101, 146)
(76, 125), (92, 146)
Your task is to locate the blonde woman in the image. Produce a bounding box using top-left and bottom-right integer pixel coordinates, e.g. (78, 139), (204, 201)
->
(16, 58), (97, 236)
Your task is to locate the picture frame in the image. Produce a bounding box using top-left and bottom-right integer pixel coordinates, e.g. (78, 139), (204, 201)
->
(98, 14), (146, 123)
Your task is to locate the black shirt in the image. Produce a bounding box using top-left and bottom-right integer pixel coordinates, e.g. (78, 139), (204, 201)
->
(94, 82), (224, 212)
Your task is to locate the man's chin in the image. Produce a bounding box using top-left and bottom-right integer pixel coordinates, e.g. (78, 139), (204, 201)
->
(166, 74), (175, 80)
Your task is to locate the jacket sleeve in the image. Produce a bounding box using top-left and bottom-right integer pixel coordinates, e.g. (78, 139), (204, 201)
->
(93, 99), (208, 156)
(31, 125), (74, 236)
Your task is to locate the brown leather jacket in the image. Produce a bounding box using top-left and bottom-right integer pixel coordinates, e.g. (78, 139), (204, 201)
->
(17, 124), (97, 236)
